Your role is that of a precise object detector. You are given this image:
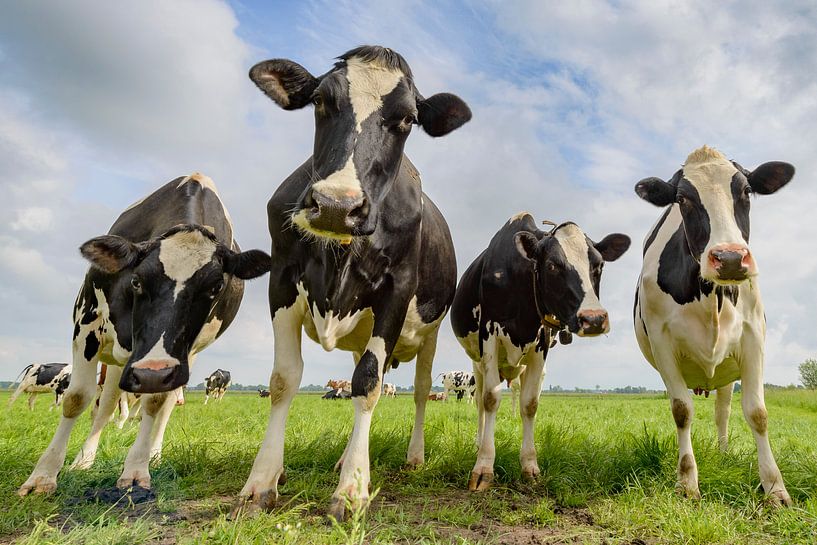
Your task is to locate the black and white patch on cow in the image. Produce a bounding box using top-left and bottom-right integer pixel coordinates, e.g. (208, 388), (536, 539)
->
(204, 369), (232, 404)
(236, 45), (469, 520)
(9, 363), (72, 411)
(439, 371), (475, 402)
(451, 212), (630, 491)
(19, 173), (270, 497)
(633, 145), (794, 505)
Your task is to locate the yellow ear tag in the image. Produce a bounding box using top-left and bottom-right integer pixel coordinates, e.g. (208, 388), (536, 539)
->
(340, 237), (353, 245)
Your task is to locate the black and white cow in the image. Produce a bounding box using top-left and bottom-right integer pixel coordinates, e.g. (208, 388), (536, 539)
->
(634, 145), (795, 504)
(9, 363), (72, 410)
(19, 173), (270, 496)
(383, 383), (397, 397)
(438, 371), (475, 402)
(235, 45), (470, 519)
(451, 213), (630, 490)
(204, 369), (231, 404)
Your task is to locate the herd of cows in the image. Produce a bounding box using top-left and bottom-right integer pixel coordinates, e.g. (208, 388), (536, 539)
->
(10, 45), (798, 518)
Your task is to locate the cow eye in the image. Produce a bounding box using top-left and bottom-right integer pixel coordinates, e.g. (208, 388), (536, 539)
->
(209, 280), (224, 298)
(676, 195), (687, 206)
(743, 186), (752, 198)
(546, 262), (557, 273)
(130, 275), (142, 294)
(312, 94), (324, 107)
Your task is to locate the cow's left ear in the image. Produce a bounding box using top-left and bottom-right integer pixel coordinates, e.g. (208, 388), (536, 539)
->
(514, 232), (539, 262)
(417, 93), (472, 137)
(224, 249), (272, 280)
(594, 234), (631, 262)
(249, 59), (320, 110)
(747, 161), (795, 195)
(80, 235), (149, 274)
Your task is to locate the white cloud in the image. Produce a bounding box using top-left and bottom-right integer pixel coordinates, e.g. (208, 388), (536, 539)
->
(11, 207), (54, 232)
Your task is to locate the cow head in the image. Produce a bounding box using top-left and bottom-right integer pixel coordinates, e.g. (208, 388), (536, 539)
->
(635, 146), (794, 284)
(80, 225), (271, 393)
(515, 223), (630, 336)
(249, 45), (471, 243)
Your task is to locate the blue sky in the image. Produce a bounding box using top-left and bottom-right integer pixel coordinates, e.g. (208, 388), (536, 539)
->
(1, 1), (816, 390)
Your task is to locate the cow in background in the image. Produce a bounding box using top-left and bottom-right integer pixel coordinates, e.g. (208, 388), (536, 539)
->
(204, 369), (232, 404)
(383, 383), (397, 397)
(9, 363), (72, 410)
(439, 371), (475, 402)
(258, 389), (271, 398)
(325, 379), (352, 394)
(634, 145), (794, 504)
(19, 173), (270, 496)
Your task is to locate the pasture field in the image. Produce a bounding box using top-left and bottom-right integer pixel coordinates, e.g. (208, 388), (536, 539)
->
(1, 389), (816, 544)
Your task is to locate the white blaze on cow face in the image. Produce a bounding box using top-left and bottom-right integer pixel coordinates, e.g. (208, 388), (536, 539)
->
(159, 229), (218, 299)
(131, 334), (180, 371)
(346, 56), (403, 133)
(681, 147), (755, 282)
(553, 224), (607, 335)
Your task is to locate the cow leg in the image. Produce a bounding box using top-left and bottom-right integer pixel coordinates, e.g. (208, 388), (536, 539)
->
(511, 378), (520, 415)
(71, 365), (124, 469)
(28, 393), (37, 411)
(741, 359), (790, 505)
(19, 335), (99, 496)
(129, 397), (142, 421)
(8, 381), (29, 407)
(117, 391), (176, 489)
(715, 383), (733, 452)
(115, 393), (130, 429)
(519, 350), (546, 480)
(406, 327), (438, 467)
(203, 390), (211, 405)
(470, 334), (500, 491)
(233, 305), (304, 517)
(658, 361), (699, 499)
(473, 363), (485, 448)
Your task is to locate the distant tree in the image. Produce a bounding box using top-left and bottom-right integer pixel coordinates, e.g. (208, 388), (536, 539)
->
(799, 358), (817, 389)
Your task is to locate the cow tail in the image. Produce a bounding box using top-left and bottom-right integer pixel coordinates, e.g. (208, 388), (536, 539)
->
(10, 364), (35, 387)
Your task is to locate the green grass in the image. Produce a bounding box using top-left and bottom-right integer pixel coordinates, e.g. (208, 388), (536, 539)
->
(1, 389), (816, 544)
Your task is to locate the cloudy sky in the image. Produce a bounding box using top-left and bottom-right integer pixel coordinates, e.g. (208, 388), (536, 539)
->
(1, 1), (815, 390)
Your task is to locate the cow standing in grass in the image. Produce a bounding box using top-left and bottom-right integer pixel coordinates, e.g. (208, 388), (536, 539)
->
(451, 213), (630, 490)
(204, 369), (231, 404)
(9, 363), (72, 410)
(439, 371), (475, 402)
(383, 383), (397, 397)
(236, 45), (470, 519)
(634, 146), (794, 504)
(19, 173), (270, 496)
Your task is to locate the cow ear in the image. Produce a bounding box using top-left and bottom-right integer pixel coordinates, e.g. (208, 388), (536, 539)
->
(635, 177), (676, 207)
(747, 161), (795, 195)
(594, 234), (631, 262)
(224, 249), (271, 280)
(249, 59), (319, 110)
(417, 93), (472, 137)
(514, 232), (539, 262)
(80, 235), (147, 274)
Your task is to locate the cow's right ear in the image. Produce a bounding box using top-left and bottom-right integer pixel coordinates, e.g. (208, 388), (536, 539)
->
(80, 236), (146, 274)
(249, 59), (320, 110)
(634, 177), (676, 207)
(514, 232), (539, 262)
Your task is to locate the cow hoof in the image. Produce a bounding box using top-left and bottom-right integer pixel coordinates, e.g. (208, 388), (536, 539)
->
(675, 483), (701, 500)
(18, 476), (57, 497)
(405, 455), (423, 469)
(70, 454), (96, 470)
(521, 466), (540, 481)
(333, 458), (344, 472)
(228, 489), (277, 520)
(117, 474), (151, 490)
(769, 489), (793, 507)
(468, 469), (494, 491)
(327, 497), (347, 522)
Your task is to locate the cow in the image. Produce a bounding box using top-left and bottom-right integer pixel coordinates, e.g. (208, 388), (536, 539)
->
(19, 173), (271, 496)
(9, 363), (72, 410)
(258, 389), (271, 398)
(322, 388), (352, 400)
(633, 145), (795, 505)
(204, 369), (231, 404)
(439, 371), (475, 402)
(383, 383), (397, 397)
(325, 379), (352, 393)
(427, 392), (446, 401)
(451, 213), (630, 490)
(235, 45), (470, 520)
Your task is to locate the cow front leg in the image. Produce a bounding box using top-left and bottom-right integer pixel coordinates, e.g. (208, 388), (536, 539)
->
(72, 365), (124, 469)
(470, 334), (500, 491)
(741, 357), (790, 505)
(233, 305), (304, 518)
(714, 383), (733, 452)
(519, 350), (546, 481)
(20, 332), (100, 496)
(117, 391), (176, 489)
(661, 367), (699, 499)
(406, 327), (439, 467)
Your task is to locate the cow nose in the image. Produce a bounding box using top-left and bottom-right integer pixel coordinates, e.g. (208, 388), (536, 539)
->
(119, 359), (186, 394)
(302, 188), (369, 235)
(709, 245), (750, 281)
(577, 310), (609, 336)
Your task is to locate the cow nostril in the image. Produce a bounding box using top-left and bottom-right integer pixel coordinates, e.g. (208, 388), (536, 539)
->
(303, 189), (318, 212)
(348, 197), (369, 220)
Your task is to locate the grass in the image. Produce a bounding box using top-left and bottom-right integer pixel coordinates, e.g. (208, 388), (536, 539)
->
(1, 389), (816, 543)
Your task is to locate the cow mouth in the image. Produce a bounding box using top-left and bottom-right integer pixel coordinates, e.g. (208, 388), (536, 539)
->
(120, 360), (188, 394)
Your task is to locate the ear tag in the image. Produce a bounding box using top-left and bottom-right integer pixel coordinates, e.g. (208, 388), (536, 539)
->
(339, 237), (353, 246)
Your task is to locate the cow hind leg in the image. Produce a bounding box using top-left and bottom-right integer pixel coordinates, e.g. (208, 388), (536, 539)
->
(72, 365), (124, 470)
(473, 364), (485, 448)
(28, 393), (37, 411)
(406, 328), (438, 467)
(714, 383), (733, 452)
(115, 393), (130, 429)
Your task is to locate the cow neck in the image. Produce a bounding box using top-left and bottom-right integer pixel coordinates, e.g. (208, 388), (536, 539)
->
(531, 262), (562, 331)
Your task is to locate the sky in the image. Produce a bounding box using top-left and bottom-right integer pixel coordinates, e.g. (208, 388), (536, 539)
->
(1, 0), (815, 390)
